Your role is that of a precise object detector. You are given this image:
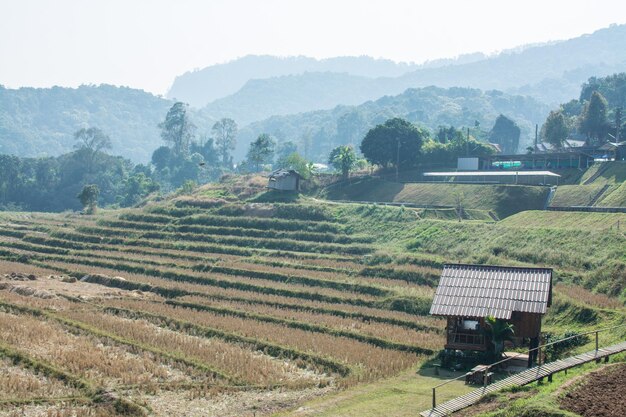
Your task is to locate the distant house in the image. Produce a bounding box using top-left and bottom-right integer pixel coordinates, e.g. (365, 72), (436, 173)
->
(430, 264), (552, 358)
(267, 169), (303, 191)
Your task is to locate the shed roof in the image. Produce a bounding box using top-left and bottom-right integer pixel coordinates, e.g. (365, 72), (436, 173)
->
(269, 169), (303, 180)
(430, 264), (553, 320)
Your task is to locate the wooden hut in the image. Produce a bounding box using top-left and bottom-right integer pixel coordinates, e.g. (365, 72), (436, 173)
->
(430, 264), (553, 355)
(267, 169), (303, 191)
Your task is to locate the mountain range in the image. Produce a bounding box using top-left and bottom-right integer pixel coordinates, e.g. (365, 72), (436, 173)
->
(196, 24), (626, 125)
(2, 23), (625, 163)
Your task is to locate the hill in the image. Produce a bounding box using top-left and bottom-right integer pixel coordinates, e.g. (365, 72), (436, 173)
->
(0, 175), (624, 416)
(200, 72), (395, 126)
(197, 24), (626, 126)
(167, 55), (434, 108)
(0, 85), (200, 163)
(322, 178), (549, 219)
(236, 86), (549, 161)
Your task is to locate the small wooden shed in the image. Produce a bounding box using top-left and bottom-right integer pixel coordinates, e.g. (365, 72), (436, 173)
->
(430, 264), (553, 353)
(267, 169), (303, 191)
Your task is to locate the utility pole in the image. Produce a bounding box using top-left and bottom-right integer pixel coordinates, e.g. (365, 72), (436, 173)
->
(534, 124), (538, 150)
(615, 107), (622, 143)
(396, 138), (400, 182)
(466, 127), (470, 156)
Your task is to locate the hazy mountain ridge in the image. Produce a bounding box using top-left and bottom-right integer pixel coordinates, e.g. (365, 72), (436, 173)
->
(167, 55), (427, 107)
(197, 24), (626, 125)
(198, 71), (397, 125)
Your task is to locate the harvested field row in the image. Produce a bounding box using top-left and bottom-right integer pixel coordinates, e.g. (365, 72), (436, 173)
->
(18, 228), (358, 263)
(0, 256), (438, 356)
(0, 356), (82, 401)
(0, 241), (382, 298)
(71, 224), (372, 255)
(57, 307), (320, 387)
(0, 306), (197, 389)
(0, 238), (422, 297)
(0, 246), (398, 308)
(129, 210), (344, 234)
(12, 249), (382, 303)
(175, 201), (338, 223)
(2, 235), (428, 292)
(166, 298), (441, 347)
(98, 218), (370, 244)
(102, 299), (426, 385)
(1, 294), (328, 388)
(3, 256), (438, 329)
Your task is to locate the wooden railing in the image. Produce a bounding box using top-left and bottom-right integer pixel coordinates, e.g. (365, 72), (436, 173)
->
(429, 323), (626, 409)
(448, 331), (485, 346)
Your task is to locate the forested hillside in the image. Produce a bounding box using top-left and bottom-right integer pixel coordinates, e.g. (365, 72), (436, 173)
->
(237, 86), (549, 161)
(0, 85), (185, 162)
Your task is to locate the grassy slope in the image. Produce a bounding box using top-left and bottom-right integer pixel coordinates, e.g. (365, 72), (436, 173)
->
(500, 210), (626, 230)
(549, 184), (604, 206)
(3, 175), (624, 417)
(337, 205), (623, 270)
(596, 182), (626, 207)
(275, 367), (472, 417)
(323, 178), (549, 218)
(553, 161), (626, 207)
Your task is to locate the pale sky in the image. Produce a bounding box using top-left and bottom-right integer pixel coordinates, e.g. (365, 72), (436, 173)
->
(1, 0), (625, 95)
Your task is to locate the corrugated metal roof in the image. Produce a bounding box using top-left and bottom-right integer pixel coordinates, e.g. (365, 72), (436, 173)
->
(430, 264), (552, 319)
(268, 169), (303, 179)
(423, 171), (560, 177)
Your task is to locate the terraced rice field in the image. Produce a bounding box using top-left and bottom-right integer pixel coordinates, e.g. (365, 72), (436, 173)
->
(0, 201), (444, 416)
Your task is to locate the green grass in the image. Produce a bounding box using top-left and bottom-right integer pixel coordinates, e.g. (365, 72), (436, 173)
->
(582, 161), (626, 185)
(578, 162), (605, 184)
(549, 184), (605, 206)
(274, 367), (472, 417)
(500, 211), (626, 230)
(323, 178), (549, 218)
(596, 182), (626, 207)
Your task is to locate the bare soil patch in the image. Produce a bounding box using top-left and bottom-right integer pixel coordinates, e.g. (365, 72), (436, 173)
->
(560, 363), (626, 417)
(0, 271), (155, 301)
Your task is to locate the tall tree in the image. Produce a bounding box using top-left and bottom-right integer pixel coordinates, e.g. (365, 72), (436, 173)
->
(281, 152), (315, 179)
(614, 107), (623, 142)
(246, 133), (275, 171)
(360, 118), (426, 168)
(328, 145), (357, 180)
(488, 115), (521, 154)
(73, 127), (112, 172)
(159, 102), (196, 157)
(212, 118), (238, 168)
(77, 184), (100, 214)
(541, 110), (569, 149)
(580, 91), (609, 144)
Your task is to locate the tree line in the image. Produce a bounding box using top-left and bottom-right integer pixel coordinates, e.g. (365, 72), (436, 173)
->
(1, 98), (518, 212)
(540, 73), (626, 149)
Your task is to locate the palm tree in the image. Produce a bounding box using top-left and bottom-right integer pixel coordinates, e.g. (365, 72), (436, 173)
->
(485, 316), (515, 358)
